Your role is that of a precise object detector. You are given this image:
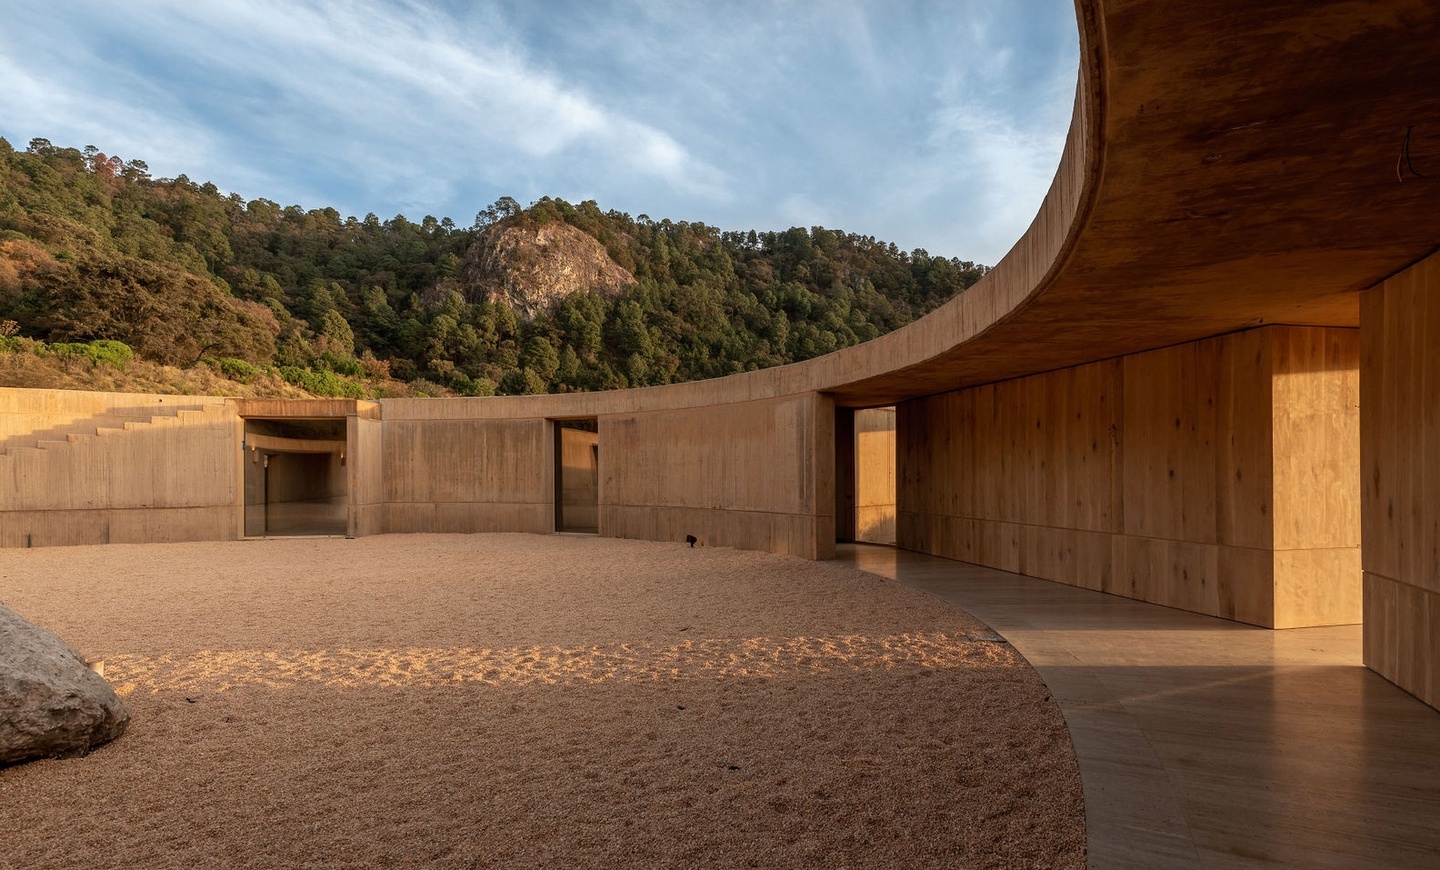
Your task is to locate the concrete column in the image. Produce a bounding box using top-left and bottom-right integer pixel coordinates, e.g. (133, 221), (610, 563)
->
(1360, 251), (1440, 710)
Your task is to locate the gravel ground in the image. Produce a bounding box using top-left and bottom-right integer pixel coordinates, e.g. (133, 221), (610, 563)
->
(0, 533), (1084, 869)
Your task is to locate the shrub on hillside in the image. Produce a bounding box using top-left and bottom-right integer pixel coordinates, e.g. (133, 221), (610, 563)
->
(215, 357), (259, 383)
(42, 339), (134, 369)
(278, 365), (365, 398)
(86, 340), (134, 368)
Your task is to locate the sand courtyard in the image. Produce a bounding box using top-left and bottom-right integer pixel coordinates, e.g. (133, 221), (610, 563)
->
(0, 533), (1083, 869)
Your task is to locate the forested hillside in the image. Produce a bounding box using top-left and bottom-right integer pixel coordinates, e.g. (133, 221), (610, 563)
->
(0, 137), (987, 397)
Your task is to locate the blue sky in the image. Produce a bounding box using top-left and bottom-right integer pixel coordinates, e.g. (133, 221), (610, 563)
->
(0, 0), (1078, 265)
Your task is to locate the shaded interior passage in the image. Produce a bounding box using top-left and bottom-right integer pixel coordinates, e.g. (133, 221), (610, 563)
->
(855, 407), (896, 545)
(556, 419), (599, 533)
(243, 418), (348, 537)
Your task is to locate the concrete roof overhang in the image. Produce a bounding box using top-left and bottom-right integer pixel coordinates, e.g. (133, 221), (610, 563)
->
(378, 1), (1439, 422)
(231, 399), (381, 420)
(809, 0), (1440, 407)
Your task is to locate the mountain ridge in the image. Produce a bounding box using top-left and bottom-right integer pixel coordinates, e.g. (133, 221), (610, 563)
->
(0, 137), (989, 399)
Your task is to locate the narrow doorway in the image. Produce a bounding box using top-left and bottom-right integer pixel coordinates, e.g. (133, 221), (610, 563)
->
(853, 407), (897, 545)
(836, 406), (898, 545)
(555, 419), (599, 534)
(243, 418), (349, 537)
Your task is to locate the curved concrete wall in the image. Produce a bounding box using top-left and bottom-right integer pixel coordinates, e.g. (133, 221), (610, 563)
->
(1, 1), (1438, 704)
(897, 326), (1361, 629)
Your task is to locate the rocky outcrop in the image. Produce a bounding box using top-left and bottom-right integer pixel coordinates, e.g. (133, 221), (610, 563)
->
(1, 602), (129, 766)
(461, 220), (635, 320)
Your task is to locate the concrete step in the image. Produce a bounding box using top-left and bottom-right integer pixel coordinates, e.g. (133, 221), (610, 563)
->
(1, 402), (233, 458)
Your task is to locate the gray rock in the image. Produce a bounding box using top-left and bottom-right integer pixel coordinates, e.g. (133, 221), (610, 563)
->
(1, 603), (130, 766)
(461, 221), (636, 321)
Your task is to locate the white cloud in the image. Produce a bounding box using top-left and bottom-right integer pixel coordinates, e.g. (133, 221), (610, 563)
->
(915, 95), (1070, 260)
(1, 0), (727, 212)
(0, 0), (1079, 261)
(0, 46), (228, 187)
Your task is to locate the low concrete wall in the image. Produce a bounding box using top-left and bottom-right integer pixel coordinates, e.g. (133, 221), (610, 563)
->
(374, 392), (834, 558)
(381, 415), (552, 535)
(0, 396), (239, 548)
(1, 388), (834, 560)
(349, 415), (384, 538)
(600, 392), (834, 559)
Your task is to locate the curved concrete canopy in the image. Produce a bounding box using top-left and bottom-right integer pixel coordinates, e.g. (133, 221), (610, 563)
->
(818, 0), (1440, 407)
(386, 0), (1439, 420)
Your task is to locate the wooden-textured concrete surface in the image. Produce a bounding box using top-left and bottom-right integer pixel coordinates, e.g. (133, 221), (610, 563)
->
(1, 398), (238, 547)
(601, 392), (834, 559)
(349, 415), (384, 538)
(842, 544), (1440, 869)
(1361, 250), (1440, 710)
(897, 326), (1360, 628)
(381, 416), (551, 535)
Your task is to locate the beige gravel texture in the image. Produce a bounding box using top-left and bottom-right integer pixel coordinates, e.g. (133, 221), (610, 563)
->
(0, 534), (1084, 869)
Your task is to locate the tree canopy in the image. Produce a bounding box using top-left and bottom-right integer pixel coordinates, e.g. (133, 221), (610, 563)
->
(0, 137), (989, 397)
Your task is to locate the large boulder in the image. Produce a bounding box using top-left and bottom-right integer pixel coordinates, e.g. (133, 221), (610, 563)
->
(461, 219), (635, 320)
(1, 602), (129, 766)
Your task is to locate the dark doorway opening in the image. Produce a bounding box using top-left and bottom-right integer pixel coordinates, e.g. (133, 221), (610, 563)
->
(835, 406), (896, 545)
(555, 419), (599, 534)
(244, 418), (348, 537)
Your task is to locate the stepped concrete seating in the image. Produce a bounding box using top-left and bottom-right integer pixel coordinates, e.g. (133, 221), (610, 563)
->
(0, 398), (235, 547)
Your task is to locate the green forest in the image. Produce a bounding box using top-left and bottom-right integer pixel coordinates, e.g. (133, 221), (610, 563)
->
(0, 136), (988, 398)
